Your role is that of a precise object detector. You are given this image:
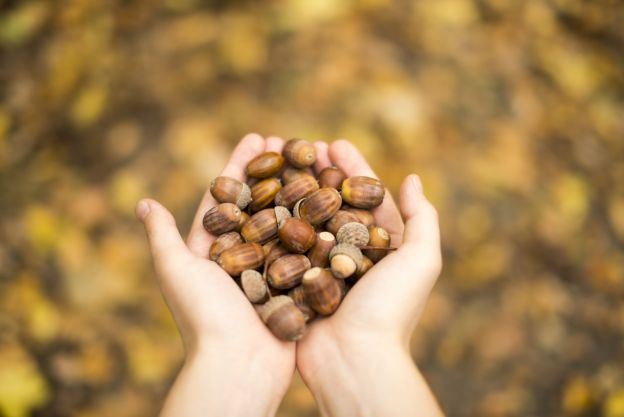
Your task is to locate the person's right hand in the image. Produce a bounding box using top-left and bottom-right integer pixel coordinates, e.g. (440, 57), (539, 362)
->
(296, 140), (445, 417)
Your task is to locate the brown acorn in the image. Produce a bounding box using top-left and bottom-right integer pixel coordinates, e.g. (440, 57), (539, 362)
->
(336, 222), (370, 247)
(282, 167), (313, 184)
(283, 138), (316, 168)
(288, 285), (316, 322)
(209, 231), (243, 261)
(329, 243), (363, 279)
(259, 295), (306, 341)
(343, 207), (376, 228)
(217, 243), (265, 276)
(354, 255), (374, 281)
(341, 176), (385, 209)
(203, 203), (242, 235)
(325, 210), (360, 235)
(274, 175), (319, 209)
(268, 254), (311, 289)
(236, 211), (250, 232)
(278, 218), (316, 254)
(318, 167), (346, 190)
(264, 240), (291, 265)
(210, 176), (252, 209)
(364, 226), (391, 263)
(241, 207), (291, 243)
(297, 187), (342, 226)
(307, 231), (336, 268)
(246, 152), (285, 178)
(302, 268), (342, 315)
(241, 270), (268, 303)
(250, 178), (282, 212)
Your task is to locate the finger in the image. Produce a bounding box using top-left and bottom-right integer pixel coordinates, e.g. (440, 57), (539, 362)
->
(312, 141), (332, 174)
(187, 133), (265, 257)
(328, 140), (404, 243)
(136, 199), (192, 275)
(265, 136), (285, 153)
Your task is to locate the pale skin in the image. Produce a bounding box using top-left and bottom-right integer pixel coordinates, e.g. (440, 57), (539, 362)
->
(136, 133), (445, 417)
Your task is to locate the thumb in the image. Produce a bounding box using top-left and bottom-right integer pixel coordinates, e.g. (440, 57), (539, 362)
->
(397, 175), (442, 278)
(136, 199), (190, 273)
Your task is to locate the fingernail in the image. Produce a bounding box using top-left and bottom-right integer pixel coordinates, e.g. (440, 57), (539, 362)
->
(411, 174), (423, 193)
(135, 200), (151, 221)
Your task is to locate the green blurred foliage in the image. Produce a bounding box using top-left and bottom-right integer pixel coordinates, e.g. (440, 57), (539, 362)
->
(1, 0), (623, 416)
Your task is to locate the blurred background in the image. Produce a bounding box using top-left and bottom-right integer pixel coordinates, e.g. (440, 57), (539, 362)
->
(1, 0), (623, 416)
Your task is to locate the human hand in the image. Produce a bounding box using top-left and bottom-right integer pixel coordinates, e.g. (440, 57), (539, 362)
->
(136, 134), (295, 417)
(296, 140), (444, 417)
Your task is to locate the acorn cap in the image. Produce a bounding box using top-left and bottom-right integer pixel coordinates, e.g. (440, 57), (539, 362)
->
(274, 206), (292, 225)
(241, 270), (268, 303)
(292, 199), (304, 218)
(237, 183), (252, 209)
(336, 222), (370, 247)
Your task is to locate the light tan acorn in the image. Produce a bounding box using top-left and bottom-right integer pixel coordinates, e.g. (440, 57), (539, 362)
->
(297, 188), (342, 225)
(302, 267), (342, 315)
(210, 176), (252, 209)
(278, 218), (316, 254)
(282, 167), (313, 184)
(259, 295), (306, 341)
(274, 175), (319, 209)
(246, 152), (285, 178)
(203, 203), (242, 235)
(336, 222), (370, 247)
(241, 270), (269, 303)
(241, 206), (291, 243)
(341, 176), (385, 209)
(288, 285), (316, 322)
(283, 138), (316, 168)
(318, 167), (346, 190)
(329, 243), (363, 279)
(250, 178), (282, 212)
(307, 231), (336, 268)
(325, 210), (360, 235)
(364, 226), (391, 263)
(343, 207), (376, 228)
(268, 254), (311, 289)
(353, 255), (374, 282)
(209, 231), (243, 261)
(217, 243), (265, 276)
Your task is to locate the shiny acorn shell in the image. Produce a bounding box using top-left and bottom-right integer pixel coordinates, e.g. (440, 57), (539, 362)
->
(363, 226), (391, 263)
(336, 222), (370, 247)
(241, 207), (291, 244)
(318, 167), (346, 190)
(202, 203), (242, 235)
(278, 218), (316, 254)
(341, 176), (385, 209)
(259, 295), (306, 341)
(217, 243), (265, 276)
(343, 207), (375, 228)
(297, 187), (342, 226)
(236, 211), (250, 232)
(325, 210), (360, 235)
(210, 176), (252, 209)
(282, 167), (313, 184)
(283, 138), (317, 168)
(302, 267), (342, 315)
(250, 178), (282, 212)
(307, 231), (336, 268)
(268, 254), (311, 289)
(209, 231), (243, 261)
(246, 152), (285, 178)
(274, 175), (319, 209)
(288, 285), (316, 322)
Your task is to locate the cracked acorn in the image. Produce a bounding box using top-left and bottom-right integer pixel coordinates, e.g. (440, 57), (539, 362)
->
(203, 138), (394, 341)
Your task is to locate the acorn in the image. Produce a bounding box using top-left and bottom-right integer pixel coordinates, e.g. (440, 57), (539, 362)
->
(264, 240), (291, 265)
(307, 231), (336, 268)
(268, 254), (311, 289)
(209, 231), (243, 261)
(325, 210), (360, 235)
(288, 285), (316, 322)
(210, 176), (252, 209)
(283, 138), (316, 168)
(364, 226), (391, 263)
(354, 255), (374, 281)
(217, 243), (265, 276)
(278, 218), (316, 254)
(241, 206), (291, 243)
(274, 175), (319, 209)
(203, 203), (242, 235)
(259, 295), (306, 341)
(297, 187), (342, 226)
(336, 222), (370, 247)
(246, 152), (285, 178)
(241, 269), (268, 303)
(341, 176), (385, 209)
(282, 167), (313, 184)
(343, 207), (375, 228)
(329, 243), (363, 279)
(302, 267), (342, 315)
(250, 178), (282, 212)
(236, 211), (250, 232)
(318, 167), (346, 190)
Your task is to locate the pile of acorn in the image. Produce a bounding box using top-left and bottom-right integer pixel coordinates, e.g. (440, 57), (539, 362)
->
(203, 138), (392, 341)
